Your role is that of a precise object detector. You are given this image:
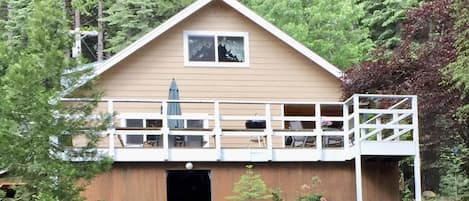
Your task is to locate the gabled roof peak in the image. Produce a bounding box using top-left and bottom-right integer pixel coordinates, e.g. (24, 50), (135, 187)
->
(68, 0), (343, 95)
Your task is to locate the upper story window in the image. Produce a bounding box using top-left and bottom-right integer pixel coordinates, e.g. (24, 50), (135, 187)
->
(184, 31), (249, 67)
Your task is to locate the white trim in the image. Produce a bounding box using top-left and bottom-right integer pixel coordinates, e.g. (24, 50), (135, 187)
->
(183, 31), (250, 68)
(64, 0), (343, 95)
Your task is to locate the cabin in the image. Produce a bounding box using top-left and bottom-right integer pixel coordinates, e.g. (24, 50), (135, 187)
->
(64, 0), (422, 200)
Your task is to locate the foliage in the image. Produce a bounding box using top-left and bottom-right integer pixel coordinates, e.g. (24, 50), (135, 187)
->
(0, 0), (29, 48)
(226, 165), (272, 201)
(296, 176), (322, 201)
(271, 188), (284, 201)
(101, 0), (192, 54)
(0, 0), (112, 200)
(438, 144), (469, 200)
(442, 0), (469, 122)
(342, 0), (469, 191)
(296, 194), (322, 201)
(357, 0), (420, 49)
(241, 0), (373, 69)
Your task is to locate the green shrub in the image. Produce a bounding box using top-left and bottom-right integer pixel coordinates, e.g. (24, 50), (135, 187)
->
(226, 165), (272, 201)
(296, 176), (322, 201)
(296, 194), (322, 201)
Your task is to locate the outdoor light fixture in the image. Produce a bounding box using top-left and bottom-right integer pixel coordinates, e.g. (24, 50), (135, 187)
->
(185, 162), (193, 170)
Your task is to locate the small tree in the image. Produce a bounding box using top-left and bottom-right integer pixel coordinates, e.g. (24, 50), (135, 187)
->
(226, 165), (272, 201)
(438, 144), (469, 200)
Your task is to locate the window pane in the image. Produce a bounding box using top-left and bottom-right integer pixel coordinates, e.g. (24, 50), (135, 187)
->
(188, 35), (215, 61)
(217, 36), (244, 62)
(187, 119), (204, 128)
(126, 119), (143, 127)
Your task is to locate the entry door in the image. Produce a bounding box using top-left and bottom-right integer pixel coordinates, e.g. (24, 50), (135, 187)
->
(167, 170), (211, 201)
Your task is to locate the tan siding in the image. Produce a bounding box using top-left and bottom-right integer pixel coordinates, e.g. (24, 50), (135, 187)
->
(82, 161), (399, 201)
(95, 1), (341, 107)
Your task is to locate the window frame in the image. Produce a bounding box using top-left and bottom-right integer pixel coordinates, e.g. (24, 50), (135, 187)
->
(183, 31), (250, 68)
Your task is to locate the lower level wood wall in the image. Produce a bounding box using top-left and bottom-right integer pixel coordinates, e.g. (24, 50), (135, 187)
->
(82, 160), (399, 201)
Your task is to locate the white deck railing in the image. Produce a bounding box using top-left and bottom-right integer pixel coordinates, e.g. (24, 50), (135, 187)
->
(62, 94), (422, 201)
(61, 94), (419, 162)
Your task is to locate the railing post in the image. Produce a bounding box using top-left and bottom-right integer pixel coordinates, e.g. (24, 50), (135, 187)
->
(107, 100), (115, 157)
(265, 104), (273, 161)
(376, 117), (382, 141)
(353, 95), (363, 201)
(315, 104), (322, 153)
(214, 101), (222, 160)
(412, 96), (422, 201)
(161, 101), (169, 161)
(393, 113), (399, 141)
(280, 104), (285, 147)
(343, 103), (349, 152)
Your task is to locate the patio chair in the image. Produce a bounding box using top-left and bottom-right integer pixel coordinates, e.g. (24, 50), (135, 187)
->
(289, 121), (308, 147)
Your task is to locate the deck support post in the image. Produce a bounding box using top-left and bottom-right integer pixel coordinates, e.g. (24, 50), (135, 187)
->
(107, 100), (115, 157)
(353, 95), (363, 201)
(355, 155), (363, 201)
(162, 101), (169, 160)
(412, 97), (422, 201)
(265, 104), (273, 160)
(214, 101), (222, 160)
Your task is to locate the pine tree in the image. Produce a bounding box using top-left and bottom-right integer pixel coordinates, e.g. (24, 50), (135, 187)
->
(226, 165), (273, 201)
(358, 0), (419, 49)
(0, 0), (111, 200)
(241, 0), (373, 69)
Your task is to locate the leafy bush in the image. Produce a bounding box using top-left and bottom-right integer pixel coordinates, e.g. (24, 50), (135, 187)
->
(296, 194), (322, 201)
(296, 176), (323, 201)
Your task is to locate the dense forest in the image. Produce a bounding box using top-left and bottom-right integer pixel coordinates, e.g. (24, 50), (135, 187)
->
(0, 0), (467, 200)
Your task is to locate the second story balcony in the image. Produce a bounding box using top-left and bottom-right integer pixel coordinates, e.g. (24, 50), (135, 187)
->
(62, 94), (419, 162)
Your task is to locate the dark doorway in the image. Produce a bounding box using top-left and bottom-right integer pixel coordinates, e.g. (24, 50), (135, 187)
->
(167, 170), (211, 201)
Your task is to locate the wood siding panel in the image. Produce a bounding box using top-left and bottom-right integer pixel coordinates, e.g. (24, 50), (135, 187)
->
(82, 161), (399, 201)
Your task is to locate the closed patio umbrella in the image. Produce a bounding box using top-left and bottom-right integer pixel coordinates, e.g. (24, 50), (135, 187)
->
(168, 79), (185, 147)
(168, 78), (184, 129)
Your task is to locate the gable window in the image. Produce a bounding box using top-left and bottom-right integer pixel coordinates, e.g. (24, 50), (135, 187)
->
(184, 31), (249, 67)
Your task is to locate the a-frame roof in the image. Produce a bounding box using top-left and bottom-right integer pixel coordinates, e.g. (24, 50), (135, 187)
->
(67, 0), (343, 95)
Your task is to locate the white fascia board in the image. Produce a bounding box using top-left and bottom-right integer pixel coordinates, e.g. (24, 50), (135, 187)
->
(222, 0), (343, 78)
(92, 0), (212, 77)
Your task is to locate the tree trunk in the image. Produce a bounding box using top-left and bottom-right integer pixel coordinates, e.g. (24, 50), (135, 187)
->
(97, 0), (104, 61)
(72, 9), (81, 58)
